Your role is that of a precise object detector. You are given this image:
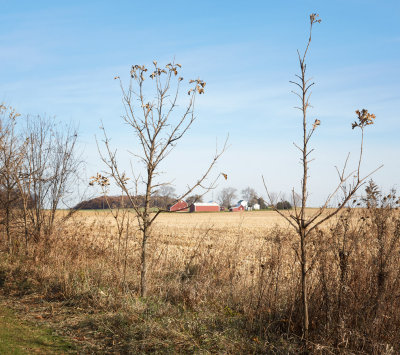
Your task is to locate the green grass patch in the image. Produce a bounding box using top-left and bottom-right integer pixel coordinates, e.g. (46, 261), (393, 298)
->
(0, 305), (75, 354)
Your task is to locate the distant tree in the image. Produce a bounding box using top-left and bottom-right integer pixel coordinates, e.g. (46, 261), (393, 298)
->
(74, 195), (135, 210)
(186, 194), (203, 206)
(276, 200), (292, 210)
(268, 191), (278, 205)
(241, 187), (258, 206)
(157, 185), (176, 199)
(218, 187), (237, 208)
(290, 191), (301, 208)
(255, 196), (268, 209)
(155, 185), (176, 209)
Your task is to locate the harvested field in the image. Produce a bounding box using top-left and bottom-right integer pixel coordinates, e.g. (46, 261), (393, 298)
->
(76, 208), (334, 230)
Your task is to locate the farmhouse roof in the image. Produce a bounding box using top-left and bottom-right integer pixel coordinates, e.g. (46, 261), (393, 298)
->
(170, 200), (188, 206)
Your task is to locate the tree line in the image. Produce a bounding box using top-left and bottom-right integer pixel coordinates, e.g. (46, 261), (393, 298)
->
(74, 186), (294, 210)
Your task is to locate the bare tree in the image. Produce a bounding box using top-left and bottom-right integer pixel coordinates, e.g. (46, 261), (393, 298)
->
(290, 191), (301, 207)
(97, 61), (225, 297)
(154, 184), (176, 209)
(267, 191), (278, 206)
(0, 107), (80, 254)
(157, 185), (176, 199)
(263, 14), (381, 341)
(186, 194), (203, 206)
(241, 187), (257, 205)
(0, 104), (25, 254)
(218, 187), (237, 208)
(19, 116), (80, 244)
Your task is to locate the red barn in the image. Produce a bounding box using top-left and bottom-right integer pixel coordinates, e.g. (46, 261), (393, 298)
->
(230, 204), (245, 212)
(190, 202), (220, 212)
(169, 200), (189, 212)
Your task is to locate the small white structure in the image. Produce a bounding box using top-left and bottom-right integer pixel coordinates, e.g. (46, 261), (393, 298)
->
(253, 203), (260, 210)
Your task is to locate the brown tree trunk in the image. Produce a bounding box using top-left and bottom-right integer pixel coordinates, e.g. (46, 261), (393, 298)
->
(140, 231), (148, 297)
(6, 189), (12, 255)
(300, 57), (309, 341)
(300, 230), (309, 340)
(140, 170), (152, 298)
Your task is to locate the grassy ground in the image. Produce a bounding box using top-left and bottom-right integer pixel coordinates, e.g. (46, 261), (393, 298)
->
(0, 305), (75, 354)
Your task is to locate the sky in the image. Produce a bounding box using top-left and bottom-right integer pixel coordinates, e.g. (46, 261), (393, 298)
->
(0, 0), (399, 206)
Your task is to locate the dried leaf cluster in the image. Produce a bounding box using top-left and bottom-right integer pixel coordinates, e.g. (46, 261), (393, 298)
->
(0, 103), (21, 121)
(352, 109), (376, 129)
(310, 13), (321, 25)
(188, 79), (206, 95)
(89, 173), (110, 187)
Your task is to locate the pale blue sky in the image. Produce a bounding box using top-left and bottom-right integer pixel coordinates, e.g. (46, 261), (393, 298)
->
(1, 1), (399, 205)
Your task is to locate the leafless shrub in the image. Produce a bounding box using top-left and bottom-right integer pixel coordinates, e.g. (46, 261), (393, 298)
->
(96, 61), (226, 296)
(0, 104), (25, 254)
(18, 115), (80, 246)
(263, 13), (381, 340)
(0, 107), (81, 256)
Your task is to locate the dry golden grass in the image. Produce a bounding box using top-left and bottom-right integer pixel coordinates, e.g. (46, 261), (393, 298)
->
(2, 206), (400, 353)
